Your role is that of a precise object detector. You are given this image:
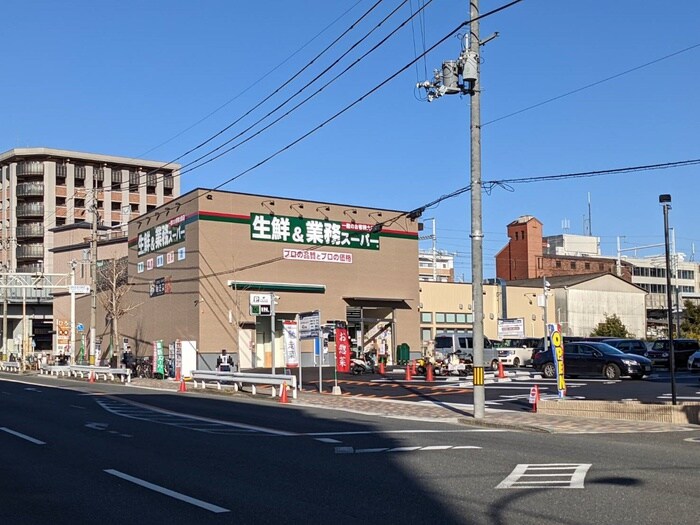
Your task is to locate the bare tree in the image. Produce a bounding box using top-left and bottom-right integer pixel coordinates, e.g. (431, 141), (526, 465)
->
(97, 257), (141, 362)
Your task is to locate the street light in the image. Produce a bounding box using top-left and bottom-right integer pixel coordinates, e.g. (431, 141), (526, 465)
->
(659, 194), (677, 406)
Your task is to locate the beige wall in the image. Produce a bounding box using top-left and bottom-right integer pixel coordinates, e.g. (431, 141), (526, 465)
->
(419, 281), (555, 352)
(126, 189), (420, 367)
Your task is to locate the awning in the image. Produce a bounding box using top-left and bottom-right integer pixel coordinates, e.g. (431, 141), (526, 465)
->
(227, 281), (325, 294)
(343, 296), (412, 308)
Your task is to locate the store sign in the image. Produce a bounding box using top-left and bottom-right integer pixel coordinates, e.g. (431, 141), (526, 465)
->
(137, 215), (186, 256)
(498, 318), (525, 339)
(250, 213), (379, 250)
(149, 276), (172, 298)
(548, 323), (567, 398)
(283, 320), (299, 368)
(283, 249), (353, 264)
(299, 310), (321, 340)
(335, 322), (350, 373)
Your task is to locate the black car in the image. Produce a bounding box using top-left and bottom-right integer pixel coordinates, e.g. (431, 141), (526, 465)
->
(601, 338), (649, 356)
(532, 341), (653, 380)
(645, 339), (700, 369)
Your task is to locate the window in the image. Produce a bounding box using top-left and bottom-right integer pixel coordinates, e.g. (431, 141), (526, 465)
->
(421, 328), (432, 341)
(599, 263), (604, 270)
(456, 313), (467, 323)
(570, 261), (577, 269)
(584, 262), (590, 270)
(421, 312), (432, 323)
(445, 313), (456, 323)
(129, 170), (140, 192)
(555, 260), (561, 268)
(435, 313), (446, 323)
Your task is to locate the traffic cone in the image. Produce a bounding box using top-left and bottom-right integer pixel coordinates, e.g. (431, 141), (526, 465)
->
(279, 382), (290, 404)
(379, 361), (385, 375)
(426, 363), (434, 382)
(497, 360), (506, 379)
(404, 363), (412, 381)
(89, 370), (95, 383)
(178, 379), (187, 393)
(411, 361), (417, 374)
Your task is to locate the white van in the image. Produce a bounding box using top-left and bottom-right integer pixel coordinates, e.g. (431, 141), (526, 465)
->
(433, 332), (501, 370)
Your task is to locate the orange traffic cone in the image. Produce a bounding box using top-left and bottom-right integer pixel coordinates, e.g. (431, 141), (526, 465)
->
(379, 361), (385, 375)
(178, 379), (187, 393)
(279, 382), (290, 404)
(411, 361), (417, 374)
(426, 363), (434, 382)
(89, 371), (96, 383)
(404, 363), (412, 381)
(497, 360), (506, 379)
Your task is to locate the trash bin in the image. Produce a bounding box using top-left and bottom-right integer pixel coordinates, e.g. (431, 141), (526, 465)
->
(396, 343), (410, 365)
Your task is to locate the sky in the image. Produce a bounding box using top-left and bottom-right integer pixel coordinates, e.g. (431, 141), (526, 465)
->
(3, 0), (700, 279)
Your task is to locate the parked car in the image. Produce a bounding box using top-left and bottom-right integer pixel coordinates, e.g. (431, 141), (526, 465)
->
(433, 333), (500, 370)
(646, 339), (700, 369)
(687, 350), (700, 373)
(497, 338), (542, 367)
(600, 338), (649, 356)
(532, 341), (653, 380)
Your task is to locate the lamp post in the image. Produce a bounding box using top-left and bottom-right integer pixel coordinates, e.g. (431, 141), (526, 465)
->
(659, 194), (677, 406)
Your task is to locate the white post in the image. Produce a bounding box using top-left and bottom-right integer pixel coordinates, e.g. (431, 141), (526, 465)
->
(70, 261), (76, 364)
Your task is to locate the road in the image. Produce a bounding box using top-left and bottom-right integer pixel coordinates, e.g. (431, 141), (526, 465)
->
(303, 367), (700, 411)
(1, 374), (699, 524)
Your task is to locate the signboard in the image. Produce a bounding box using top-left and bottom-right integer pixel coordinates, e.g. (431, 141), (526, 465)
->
(251, 213), (379, 250)
(137, 215), (186, 257)
(76, 323), (84, 332)
(250, 293), (273, 306)
(335, 322), (350, 373)
(250, 304), (271, 316)
(283, 320), (299, 368)
(548, 323), (567, 398)
(149, 276), (172, 298)
(283, 249), (353, 264)
(69, 284), (91, 294)
(299, 310), (321, 340)
(498, 318), (525, 339)
(153, 340), (165, 376)
(56, 319), (70, 353)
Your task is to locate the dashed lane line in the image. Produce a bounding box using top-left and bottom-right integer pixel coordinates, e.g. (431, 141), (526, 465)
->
(335, 445), (482, 454)
(0, 427), (46, 445)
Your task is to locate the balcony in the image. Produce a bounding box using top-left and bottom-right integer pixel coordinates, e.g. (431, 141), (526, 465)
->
(17, 243), (44, 259)
(16, 223), (44, 238)
(16, 182), (44, 198)
(16, 161), (44, 177)
(16, 202), (44, 218)
(16, 262), (45, 273)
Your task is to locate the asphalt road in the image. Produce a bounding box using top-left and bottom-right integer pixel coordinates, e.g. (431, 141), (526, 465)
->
(1, 375), (699, 524)
(304, 367), (700, 411)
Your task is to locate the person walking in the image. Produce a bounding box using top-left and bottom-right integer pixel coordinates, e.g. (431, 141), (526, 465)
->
(216, 349), (234, 372)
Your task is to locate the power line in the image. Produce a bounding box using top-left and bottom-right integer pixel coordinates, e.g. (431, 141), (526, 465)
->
(483, 42), (700, 127)
(136, 0), (373, 159)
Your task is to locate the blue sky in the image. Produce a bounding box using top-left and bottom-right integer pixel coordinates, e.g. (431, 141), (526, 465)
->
(3, 0), (699, 279)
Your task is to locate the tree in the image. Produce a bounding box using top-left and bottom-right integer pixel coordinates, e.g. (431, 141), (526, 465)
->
(97, 257), (140, 362)
(680, 300), (700, 340)
(590, 314), (630, 338)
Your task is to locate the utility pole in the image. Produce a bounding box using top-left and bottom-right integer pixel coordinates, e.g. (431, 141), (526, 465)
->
(89, 186), (98, 365)
(70, 259), (77, 365)
(2, 263), (7, 360)
(417, 0), (497, 419)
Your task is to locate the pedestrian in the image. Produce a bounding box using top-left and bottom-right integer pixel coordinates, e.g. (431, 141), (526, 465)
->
(216, 349), (234, 372)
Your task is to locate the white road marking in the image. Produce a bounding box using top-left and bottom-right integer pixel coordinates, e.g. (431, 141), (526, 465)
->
(315, 438), (342, 444)
(497, 463), (592, 489)
(70, 405), (86, 410)
(104, 469), (229, 513)
(85, 422), (109, 431)
(0, 427), (46, 445)
(307, 429), (506, 437)
(335, 445), (482, 454)
(683, 437), (700, 443)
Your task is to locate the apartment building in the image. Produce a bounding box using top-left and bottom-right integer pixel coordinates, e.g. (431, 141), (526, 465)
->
(0, 147), (180, 273)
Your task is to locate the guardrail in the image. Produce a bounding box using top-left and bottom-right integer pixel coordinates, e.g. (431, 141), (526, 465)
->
(68, 365), (131, 383)
(0, 361), (21, 373)
(191, 370), (297, 399)
(40, 365), (71, 377)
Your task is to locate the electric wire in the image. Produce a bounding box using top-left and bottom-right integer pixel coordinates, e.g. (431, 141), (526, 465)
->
(483, 42), (700, 127)
(136, 0), (368, 158)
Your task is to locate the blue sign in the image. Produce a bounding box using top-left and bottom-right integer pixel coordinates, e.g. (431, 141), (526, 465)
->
(76, 323), (84, 332)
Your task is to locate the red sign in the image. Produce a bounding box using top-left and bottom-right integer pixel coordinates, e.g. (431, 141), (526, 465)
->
(335, 327), (350, 373)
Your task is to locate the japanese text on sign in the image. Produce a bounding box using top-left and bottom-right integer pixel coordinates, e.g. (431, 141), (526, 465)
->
(283, 249), (353, 264)
(250, 213), (379, 250)
(138, 215), (186, 257)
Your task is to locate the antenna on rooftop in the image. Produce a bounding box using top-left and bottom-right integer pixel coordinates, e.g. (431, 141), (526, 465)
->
(561, 218), (570, 233)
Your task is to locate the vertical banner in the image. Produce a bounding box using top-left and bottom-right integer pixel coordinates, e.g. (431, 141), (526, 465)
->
(175, 339), (182, 380)
(153, 340), (164, 376)
(283, 320), (299, 368)
(335, 322), (350, 373)
(548, 323), (567, 398)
